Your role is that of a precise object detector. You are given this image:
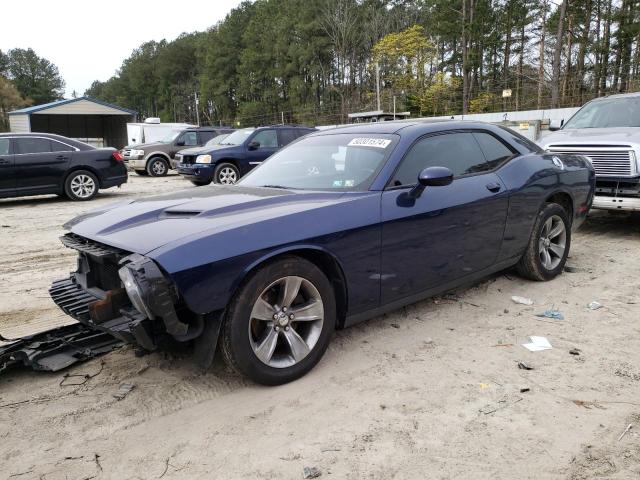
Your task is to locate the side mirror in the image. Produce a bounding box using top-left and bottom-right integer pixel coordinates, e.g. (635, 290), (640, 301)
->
(561, 119), (564, 127)
(175, 141), (185, 146)
(248, 141), (260, 150)
(409, 166), (453, 199)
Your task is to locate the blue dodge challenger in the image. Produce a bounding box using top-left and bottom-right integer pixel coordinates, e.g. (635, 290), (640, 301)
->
(50, 121), (595, 384)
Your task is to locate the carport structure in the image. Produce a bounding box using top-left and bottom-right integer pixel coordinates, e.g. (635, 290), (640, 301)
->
(9, 97), (137, 149)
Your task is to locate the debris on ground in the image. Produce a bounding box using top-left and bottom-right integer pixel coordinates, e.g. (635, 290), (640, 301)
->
(303, 466), (322, 478)
(59, 361), (105, 387)
(569, 348), (582, 356)
(511, 296), (534, 306)
(564, 265), (585, 273)
(588, 301), (603, 310)
(520, 387), (531, 393)
(617, 424), (633, 441)
(573, 399), (605, 409)
(390, 323), (400, 329)
(517, 361), (534, 370)
(535, 308), (565, 320)
(479, 395), (523, 415)
(522, 336), (552, 352)
(113, 383), (135, 401)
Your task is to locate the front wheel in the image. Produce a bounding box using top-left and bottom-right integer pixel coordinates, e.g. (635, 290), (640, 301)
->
(147, 157), (169, 177)
(517, 202), (571, 281)
(214, 162), (239, 185)
(221, 256), (336, 385)
(64, 170), (99, 201)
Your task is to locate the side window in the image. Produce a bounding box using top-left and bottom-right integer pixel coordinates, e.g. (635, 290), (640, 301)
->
(252, 130), (278, 148)
(15, 138), (51, 154)
(181, 132), (198, 146)
(199, 131), (214, 143)
(391, 132), (489, 186)
(278, 129), (298, 146)
(472, 132), (516, 169)
(0, 138), (9, 155)
(50, 140), (74, 153)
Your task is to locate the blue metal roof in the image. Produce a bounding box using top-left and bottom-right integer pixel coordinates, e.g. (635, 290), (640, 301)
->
(9, 96), (137, 116)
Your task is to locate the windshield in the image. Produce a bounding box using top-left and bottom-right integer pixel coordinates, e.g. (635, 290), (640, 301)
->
(239, 133), (398, 191)
(563, 97), (640, 129)
(205, 133), (229, 146)
(219, 128), (255, 145)
(161, 129), (182, 143)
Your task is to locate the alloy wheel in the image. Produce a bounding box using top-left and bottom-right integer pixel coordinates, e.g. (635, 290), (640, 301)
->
(248, 276), (324, 368)
(70, 174), (96, 199)
(218, 167), (237, 184)
(538, 214), (566, 270)
(151, 160), (167, 176)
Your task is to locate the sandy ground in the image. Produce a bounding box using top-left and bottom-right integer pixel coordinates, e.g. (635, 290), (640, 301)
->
(0, 175), (639, 479)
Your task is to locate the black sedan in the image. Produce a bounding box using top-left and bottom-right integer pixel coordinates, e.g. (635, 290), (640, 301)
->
(0, 133), (127, 201)
(51, 121), (595, 385)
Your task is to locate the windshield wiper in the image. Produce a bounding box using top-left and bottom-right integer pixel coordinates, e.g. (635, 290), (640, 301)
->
(260, 184), (289, 189)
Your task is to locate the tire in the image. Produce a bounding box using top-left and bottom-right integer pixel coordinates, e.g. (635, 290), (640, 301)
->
(221, 256), (336, 385)
(135, 170), (149, 176)
(517, 202), (571, 281)
(147, 157), (169, 177)
(64, 170), (99, 201)
(214, 162), (240, 185)
(191, 180), (211, 187)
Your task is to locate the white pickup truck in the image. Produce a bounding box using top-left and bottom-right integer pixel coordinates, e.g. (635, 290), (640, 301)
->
(540, 92), (640, 212)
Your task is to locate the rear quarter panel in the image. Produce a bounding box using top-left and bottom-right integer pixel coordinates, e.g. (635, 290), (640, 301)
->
(496, 153), (594, 262)
(72, 149), (127, 186)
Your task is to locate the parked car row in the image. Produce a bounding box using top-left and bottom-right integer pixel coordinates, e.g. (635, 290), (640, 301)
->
(0, 133), (127, 201)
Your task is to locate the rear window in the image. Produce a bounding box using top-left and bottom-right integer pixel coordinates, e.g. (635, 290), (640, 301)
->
(15, 138), (51, 154)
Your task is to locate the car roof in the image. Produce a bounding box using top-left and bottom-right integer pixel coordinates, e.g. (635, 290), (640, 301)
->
(588, 91), (640, 102)
(310, 119), (497, 136)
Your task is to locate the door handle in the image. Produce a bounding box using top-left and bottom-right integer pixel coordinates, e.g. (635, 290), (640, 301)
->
(0, 158), (9, 165)
(486, 182), (501, 193)
(56, 155), (69, 160)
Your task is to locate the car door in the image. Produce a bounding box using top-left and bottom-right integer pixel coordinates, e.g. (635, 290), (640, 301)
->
(14, 137), (73, 194)
(380, 131), (510, 304)
(0, 138), (16, 197)
(245, 129), (279, 168)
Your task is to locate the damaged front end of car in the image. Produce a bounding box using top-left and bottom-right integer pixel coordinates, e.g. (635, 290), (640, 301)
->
(49, 233), (205, 353)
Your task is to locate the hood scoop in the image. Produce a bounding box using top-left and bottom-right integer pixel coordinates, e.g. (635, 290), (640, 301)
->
(160, 210), (203, 219)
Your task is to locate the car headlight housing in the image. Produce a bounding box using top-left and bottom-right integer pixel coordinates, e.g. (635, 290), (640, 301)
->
(131, 149), (145, 157)
(196, 154), (212, 164)
(118, 264), (155, 319)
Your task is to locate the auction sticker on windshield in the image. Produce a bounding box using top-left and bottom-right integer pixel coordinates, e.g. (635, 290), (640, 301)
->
(347, 138), (392, 148)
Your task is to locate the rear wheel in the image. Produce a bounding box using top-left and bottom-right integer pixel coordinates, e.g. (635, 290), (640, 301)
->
(64, 170), (99, 201)
(517, 202), (571, 281)
(147, 157), (169, 177)
(214, 162), (239, 185)
(221, 256), (336, 385)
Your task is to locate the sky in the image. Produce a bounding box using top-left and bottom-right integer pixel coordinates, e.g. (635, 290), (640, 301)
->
(0, 0), (243, 98)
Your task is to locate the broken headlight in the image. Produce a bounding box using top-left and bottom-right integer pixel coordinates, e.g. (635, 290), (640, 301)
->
(118, 263), (155, 319)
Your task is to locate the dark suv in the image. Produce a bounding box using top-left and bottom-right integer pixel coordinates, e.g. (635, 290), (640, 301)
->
(176, 125), (315, 185)
(122, 126), (234, 177)
(0, 133), (127, 201)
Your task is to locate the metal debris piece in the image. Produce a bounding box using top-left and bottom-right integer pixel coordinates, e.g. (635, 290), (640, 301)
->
(588, 301), (603, 310)
(618, 424), (633, 441)
(0, 323), (123, 373)
(511, 296), (533, 306)
(113, 383), (135, 400)
(569, 348), (582, 356)
(517, 361), (534, 370)
(303, 466), (322, 479)
(520, 387), (531, 393)
(535, 309), (564, 320)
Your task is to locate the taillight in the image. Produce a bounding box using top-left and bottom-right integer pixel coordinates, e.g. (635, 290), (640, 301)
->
(112, 151), (124, 162)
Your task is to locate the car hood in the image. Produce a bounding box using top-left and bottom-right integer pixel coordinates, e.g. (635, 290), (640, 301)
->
(125, 141), (167, 150)
(177, 144), (236, 156)
(541, 127), (640, 147)
(68, 186), (356, 256)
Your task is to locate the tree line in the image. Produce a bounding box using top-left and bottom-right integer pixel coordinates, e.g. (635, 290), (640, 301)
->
(0, 48), (65, 131)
